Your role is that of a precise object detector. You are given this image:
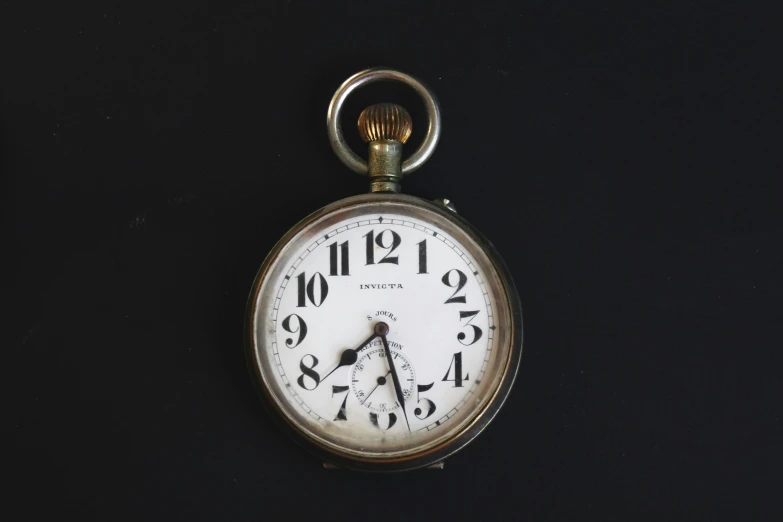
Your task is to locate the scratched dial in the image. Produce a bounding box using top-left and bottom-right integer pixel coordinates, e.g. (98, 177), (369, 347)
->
(248, 199), (514, 459)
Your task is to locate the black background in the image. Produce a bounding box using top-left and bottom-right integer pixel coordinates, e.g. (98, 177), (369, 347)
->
(3, 2), (782, 520)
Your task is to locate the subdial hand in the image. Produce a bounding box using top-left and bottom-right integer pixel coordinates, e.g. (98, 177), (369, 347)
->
(359, 370), (391, 405)
(379, 329), (411, 432)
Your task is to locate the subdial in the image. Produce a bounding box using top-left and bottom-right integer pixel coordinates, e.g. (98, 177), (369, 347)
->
(350, 347), (415, 414)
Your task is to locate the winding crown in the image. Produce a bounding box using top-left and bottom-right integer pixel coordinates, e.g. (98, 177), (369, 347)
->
(357, 103), (413, 144)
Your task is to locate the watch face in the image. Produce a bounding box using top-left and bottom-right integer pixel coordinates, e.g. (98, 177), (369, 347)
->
(246, 194), (520, 468)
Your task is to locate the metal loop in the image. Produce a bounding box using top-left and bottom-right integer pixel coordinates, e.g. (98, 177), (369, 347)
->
(326, 68), (441, 176)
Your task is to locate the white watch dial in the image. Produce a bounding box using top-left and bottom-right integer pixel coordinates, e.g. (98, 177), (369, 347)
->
(250, 200), (513, 458)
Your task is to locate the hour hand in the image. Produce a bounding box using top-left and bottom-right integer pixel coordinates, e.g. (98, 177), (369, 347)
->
(320, 349), (359, 382)
(319, 327), (381, 382)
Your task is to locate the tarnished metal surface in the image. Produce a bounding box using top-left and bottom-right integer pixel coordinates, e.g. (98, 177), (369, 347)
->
(367, 140), (403, 193)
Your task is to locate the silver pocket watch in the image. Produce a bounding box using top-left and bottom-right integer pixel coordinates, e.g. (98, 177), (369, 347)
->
(245, 68), (523, 471)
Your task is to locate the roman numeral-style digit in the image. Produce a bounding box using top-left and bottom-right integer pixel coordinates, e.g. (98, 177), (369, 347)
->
(414, 382), (437, 420)
(417, 239), (428, 274)
(296, 272), (329, 307)
(442, 269), (468, 304)
(442, 352), (469, 388)
(370, 412), (397, 430)
(364, 230), (374, 265)
(363, 229), (401, 265)
(281, 313), (307, 348)
(296, 354), (321, 390)
(296, 272), (306, 307)
(328, 241), (350, 276)
(331, 385), (350, 421)
(458, 310), (483, 346)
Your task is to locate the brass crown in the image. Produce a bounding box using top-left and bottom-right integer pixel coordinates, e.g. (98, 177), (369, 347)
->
(357, 103), (412, 144)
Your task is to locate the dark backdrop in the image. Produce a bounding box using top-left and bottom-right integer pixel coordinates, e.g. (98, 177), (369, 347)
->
(3, 2), (781, 520)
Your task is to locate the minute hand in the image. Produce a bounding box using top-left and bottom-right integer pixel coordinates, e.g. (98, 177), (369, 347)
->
(380, 334), (411, 432)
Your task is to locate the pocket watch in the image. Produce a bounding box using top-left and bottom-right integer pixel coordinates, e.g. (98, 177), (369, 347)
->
(245, 68), (522, 471)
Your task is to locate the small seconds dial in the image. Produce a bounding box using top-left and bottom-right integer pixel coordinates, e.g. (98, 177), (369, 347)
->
(351, 347), (415, 414)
